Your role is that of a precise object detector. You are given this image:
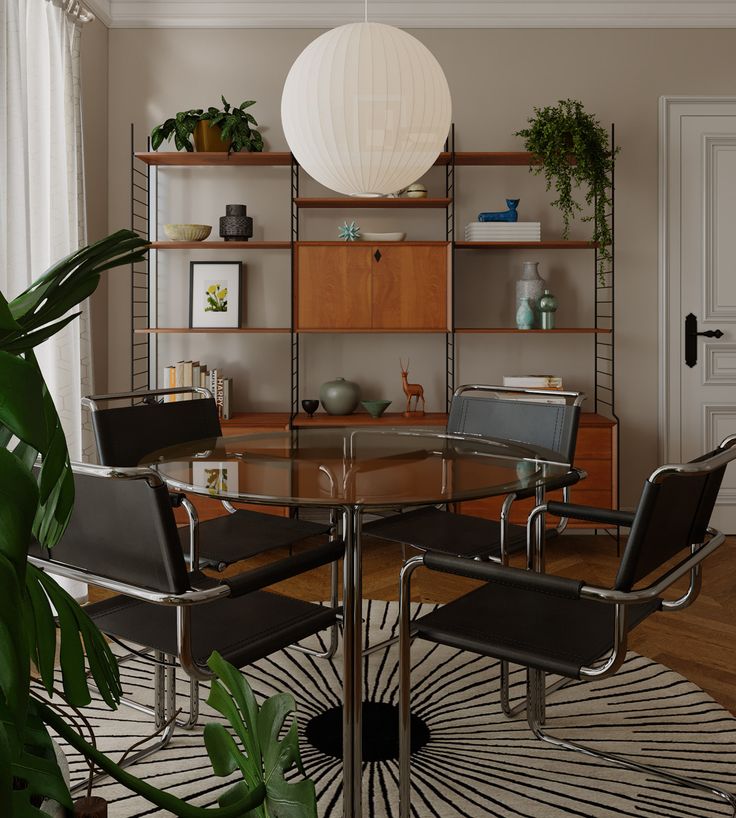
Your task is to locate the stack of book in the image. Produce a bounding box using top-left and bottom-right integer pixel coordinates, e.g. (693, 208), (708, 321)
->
(503, 375), (563, 390)
(464, 221), (541, 242)
(161, 360), (234, 419)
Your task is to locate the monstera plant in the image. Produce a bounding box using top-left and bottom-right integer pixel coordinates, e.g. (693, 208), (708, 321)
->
(0, 230), (316, 816)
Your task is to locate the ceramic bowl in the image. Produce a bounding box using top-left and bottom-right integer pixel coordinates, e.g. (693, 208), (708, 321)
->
(360, 232), (406, 242)
(361, 399), (392, 418)
(164, 223), (212, 241)
(301, 399), (319, 417)
(404, 183), (428, 199)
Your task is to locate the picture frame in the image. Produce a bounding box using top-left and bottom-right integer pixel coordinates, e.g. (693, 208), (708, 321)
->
(192, 461), (239, 498)
(189, 261), (243, 328)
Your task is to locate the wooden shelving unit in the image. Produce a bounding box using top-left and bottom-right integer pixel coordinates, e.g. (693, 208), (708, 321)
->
(294, 197), (452, 209)
(150, 240), (290, 250)
(292, 412), (449, 428)
(135, 327), (290, 334)
(135, 151), (292, 166)
(455, 327), (611, 335)
(455, 240), (596, 250)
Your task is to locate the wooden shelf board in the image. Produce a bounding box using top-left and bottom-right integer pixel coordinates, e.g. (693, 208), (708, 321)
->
(150, 241), (290, 250)
(219, 410), (613, 429)
(135, 327), (290, 334)
(456, 328), (611, 334)
(455, 240), (596, 250)
(135, 151), (292, 166)
(292, 412), (449, 427)
(296, 241), (449, 247)
(296, 328), (449, 334)
(222, 412), (291, 429)
(294, 197), (452, 209)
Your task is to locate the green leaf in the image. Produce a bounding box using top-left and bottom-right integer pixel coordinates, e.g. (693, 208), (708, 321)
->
(239, 101), (256, 109)
(204, 723), (241, 777)
(0, 352), (48, 451)
(1, 698), (73, 815)
(1, 313), (81, 355)
(0, 552), (29, 725)
(30, 566), (122, 709)
(23, 571), (56, 696)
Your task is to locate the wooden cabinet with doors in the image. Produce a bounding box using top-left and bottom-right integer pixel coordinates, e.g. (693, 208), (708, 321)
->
(295, 242), (449, 332)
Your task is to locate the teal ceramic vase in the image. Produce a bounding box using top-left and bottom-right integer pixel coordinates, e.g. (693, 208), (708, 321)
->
(515, 297), (535, 330)
(319, 377), (361, 415)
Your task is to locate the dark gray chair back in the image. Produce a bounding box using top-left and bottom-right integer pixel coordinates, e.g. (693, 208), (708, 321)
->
(34, 465), (189, 594)
(448, 386), (582, 465)
(614, 443), (735, 591)
(89, 395), (221, 467)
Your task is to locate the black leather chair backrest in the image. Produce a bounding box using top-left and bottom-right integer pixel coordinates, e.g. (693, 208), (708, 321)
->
(614, 453), (729, 592)
(35, 467), (189, 594)
(91, 398), (222, 466)
(448, 393), (581, 465)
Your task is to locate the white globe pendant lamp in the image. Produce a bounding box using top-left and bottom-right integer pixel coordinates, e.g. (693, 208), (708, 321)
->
(281, 16), (452, 197)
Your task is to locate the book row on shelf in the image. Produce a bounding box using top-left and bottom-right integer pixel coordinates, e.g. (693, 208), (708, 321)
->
(162, 360), (233, 419)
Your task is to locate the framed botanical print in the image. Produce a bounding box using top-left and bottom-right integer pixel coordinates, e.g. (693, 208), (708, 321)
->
(189, 261), (243, 328)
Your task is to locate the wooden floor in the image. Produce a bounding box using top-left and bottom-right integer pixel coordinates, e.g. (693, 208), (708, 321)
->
(89, 531), (736, 714)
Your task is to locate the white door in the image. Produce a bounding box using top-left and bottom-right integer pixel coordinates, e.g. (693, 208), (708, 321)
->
(661, 97), (736, 533)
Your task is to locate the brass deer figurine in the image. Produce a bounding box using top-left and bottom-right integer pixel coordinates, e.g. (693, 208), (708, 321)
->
(400, 359), (425, 416)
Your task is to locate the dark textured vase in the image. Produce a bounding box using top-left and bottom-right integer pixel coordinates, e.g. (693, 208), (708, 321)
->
(219, 204), (253, 242)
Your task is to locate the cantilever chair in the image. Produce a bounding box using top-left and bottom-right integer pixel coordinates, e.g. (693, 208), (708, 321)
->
(29, 462), (343, 783)
(398, 436), (736, 817)
(365, 384), (586, 564)
(82, 387), (331, 571)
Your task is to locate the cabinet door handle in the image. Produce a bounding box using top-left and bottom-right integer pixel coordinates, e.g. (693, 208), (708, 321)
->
(374, 250), (382, 262)
(685, 312), (724, 368)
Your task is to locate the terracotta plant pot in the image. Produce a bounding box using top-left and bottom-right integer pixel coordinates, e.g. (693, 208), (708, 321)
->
(193, 121), (232, 152)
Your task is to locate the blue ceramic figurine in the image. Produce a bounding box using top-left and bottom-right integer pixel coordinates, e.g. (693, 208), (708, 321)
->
(478, 198), (520, 222)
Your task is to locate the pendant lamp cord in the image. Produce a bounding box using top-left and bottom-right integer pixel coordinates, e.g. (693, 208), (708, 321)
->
(364, 0), (368, 22)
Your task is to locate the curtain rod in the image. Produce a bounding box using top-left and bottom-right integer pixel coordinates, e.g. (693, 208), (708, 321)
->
(47, 0), (96, 24)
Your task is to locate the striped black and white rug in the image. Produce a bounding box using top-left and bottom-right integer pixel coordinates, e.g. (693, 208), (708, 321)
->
(58, 601), (736, 817)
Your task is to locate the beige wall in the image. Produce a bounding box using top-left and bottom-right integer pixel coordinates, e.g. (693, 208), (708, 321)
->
(104, 27), (736, 507)
(80, 17), (109, 392)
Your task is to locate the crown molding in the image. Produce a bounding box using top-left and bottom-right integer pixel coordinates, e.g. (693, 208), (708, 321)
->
(101, 1), (736, 29)
(85, 0), (113, 26)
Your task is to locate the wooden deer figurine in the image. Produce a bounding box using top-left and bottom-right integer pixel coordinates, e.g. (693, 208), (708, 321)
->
(400, 359), (425, 416)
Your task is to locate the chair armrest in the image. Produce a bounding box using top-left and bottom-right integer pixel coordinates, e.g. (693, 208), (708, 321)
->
(422, 552), (583, 600)
(546, 501), (635, 528)
(222, 539), (344, 598)
(511, 467), (585, 501)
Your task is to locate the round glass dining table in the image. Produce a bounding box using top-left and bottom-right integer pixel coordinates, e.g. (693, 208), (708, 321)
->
(148, 426), (573, 818)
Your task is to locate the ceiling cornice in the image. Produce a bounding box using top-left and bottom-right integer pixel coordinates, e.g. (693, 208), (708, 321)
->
(85, 0), (113, 26)
(101, 1), (736, 29)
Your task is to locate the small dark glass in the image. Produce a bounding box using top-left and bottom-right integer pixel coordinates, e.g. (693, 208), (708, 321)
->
(301, 399), (319, 417)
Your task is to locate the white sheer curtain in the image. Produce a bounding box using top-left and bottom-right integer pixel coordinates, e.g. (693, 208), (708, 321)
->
(1, 0), (92, 601)
(0, 0), (92, 462)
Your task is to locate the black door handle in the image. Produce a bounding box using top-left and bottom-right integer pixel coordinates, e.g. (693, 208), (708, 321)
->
(685, 312), (724, 368)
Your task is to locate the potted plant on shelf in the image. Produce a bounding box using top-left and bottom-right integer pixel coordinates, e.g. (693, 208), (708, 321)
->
(151, 96), (264, 153)
(515, 99), (618, 280)
(1, 230), (315, 817)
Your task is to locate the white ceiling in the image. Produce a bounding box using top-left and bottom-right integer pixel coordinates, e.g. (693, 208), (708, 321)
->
(85, 1), (736, 29)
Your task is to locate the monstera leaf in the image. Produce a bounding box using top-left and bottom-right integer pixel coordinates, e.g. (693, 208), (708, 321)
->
(204, 651), (317, 818)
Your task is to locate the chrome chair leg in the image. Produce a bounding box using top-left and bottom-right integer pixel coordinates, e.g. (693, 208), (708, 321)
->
(398, 559), (418, 818)
(502, 663), (573, 719)
(526, 667), (736, 815)
(70, 653), (178, 794)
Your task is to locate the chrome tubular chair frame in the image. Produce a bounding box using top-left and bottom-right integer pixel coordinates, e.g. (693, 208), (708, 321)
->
(398, 438), (736, 818)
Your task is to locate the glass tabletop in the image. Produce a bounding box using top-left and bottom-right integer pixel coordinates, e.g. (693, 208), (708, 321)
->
(146, 427), (572, 509)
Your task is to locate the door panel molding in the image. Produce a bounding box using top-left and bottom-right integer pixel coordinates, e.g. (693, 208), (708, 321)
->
(659, 96), (736, 464)
(705, 136), (736, 319)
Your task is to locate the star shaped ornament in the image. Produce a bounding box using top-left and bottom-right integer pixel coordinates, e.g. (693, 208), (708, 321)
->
(338, 220), (361, 241)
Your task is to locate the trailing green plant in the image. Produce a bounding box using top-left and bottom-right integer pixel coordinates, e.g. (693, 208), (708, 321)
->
(515, 99), (618, 282)
(0, 230), (315, 816)
(151, 96), (263, 153)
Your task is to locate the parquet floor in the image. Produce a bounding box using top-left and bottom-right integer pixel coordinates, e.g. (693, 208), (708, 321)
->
(89, 531), (736, 714)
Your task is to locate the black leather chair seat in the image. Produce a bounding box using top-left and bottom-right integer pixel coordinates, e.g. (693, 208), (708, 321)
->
(364, 507), (529, 558)
(88, 592), (339, 668)
(179, 509), (330, 569)
(413, 583), (660, 678)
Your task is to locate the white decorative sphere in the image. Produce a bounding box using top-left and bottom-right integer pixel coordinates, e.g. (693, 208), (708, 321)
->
(281, 22), (452, 197)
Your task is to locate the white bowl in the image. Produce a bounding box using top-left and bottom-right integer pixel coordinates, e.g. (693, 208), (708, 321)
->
(360, 232), (406, 242)
(164, 223), (212, 241)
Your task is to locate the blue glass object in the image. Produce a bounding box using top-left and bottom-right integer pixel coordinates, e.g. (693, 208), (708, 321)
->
(478, 199), (519, 223)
